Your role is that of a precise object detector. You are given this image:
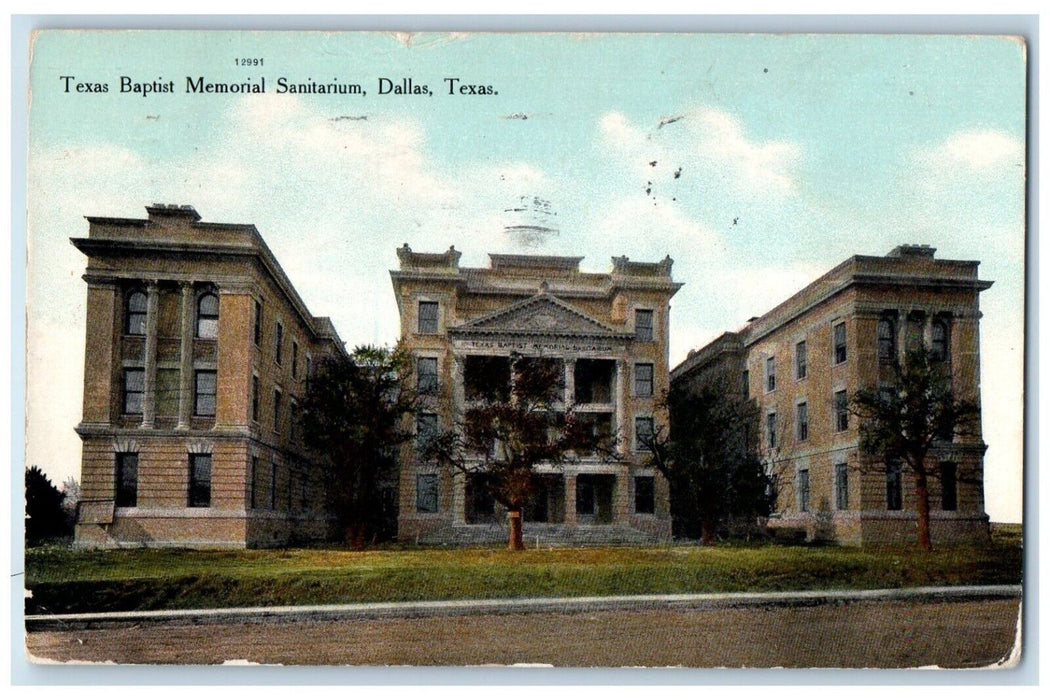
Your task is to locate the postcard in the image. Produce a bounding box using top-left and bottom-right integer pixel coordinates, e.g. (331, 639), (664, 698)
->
(22, 28), (1026, 670)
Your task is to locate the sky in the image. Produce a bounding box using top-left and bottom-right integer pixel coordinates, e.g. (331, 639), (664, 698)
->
(25, 31), (1026, 522)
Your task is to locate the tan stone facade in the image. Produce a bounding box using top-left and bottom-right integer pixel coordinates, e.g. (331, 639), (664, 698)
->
(72, 205), (343, 548)
(672, 245), (993, 546)
(391, 247), (681, 544)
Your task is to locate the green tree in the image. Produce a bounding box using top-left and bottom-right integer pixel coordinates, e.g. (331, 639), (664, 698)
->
(641, 379), (771, 544)
(299, 344), (416, 549)
(851, 346), (981, 552)
(423, 354), (606, 550)
(25, 466), (69, 545)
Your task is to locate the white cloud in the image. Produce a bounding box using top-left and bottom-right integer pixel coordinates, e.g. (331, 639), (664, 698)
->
(916, 129), (1024, 172)
(598, 107), (802, 196)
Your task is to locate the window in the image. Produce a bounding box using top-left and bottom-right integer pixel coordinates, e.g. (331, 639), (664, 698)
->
(835, 463), (849, 510)
(251, 375), (260, 422)
(635, 309), (654, 342)
(878, 318), (896, 361)
(194, 370), (217, 417)
(253, 300), (262, 346)
(765, 356), (776, 392)
(188, 454), (212, 508)
(796, 402), (808, 441)
(886, 460), (903, 511)
(833, 322), (847, 364)
(741, 369), (750, 396)
(634, 476), (655, 514)
(125, 290), (147, 335)
(289, 400), (298, 442)
(115, 453), (138, 508)
(635, 416), (655, 451)
(941, 462), (958, 511)
(834, 390), (849, 432)
(270, 461), (278, 510)
(416, 474), (439, 513)
(123, 368), (145, 415)
(932, 320), (950, 362)
(291, 340), (299, 379)
(249, 457), (258, 510)
(417, 412), (439, 455)
(795, 340), (807, 380)
(418, 301), (439, 334)
(634, 363), (654, 397)
(275, 322), (284, 365)
(418, 357), (439, 395)
(273, 389), (282, 433)
(767, 412), (777, 449)
(196, 292), (219, 339)
(798, 469), (810, 513)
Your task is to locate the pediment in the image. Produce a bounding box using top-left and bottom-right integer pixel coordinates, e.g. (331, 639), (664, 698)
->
(450, 294), (631, 339)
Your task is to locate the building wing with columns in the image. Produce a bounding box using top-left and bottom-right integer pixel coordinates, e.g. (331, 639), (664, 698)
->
(72, 204), (344, 548)
(391, 246), (682, 545)
(671, 245), (993, 545)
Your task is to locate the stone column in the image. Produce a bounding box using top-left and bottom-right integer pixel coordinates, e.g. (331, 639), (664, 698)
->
(613, 464), (631, 524)
(176, 281), (194, 429)
(451, 354), (465, 422)
(615, 357), (628, 455)
(563, 358), (575, 405)
(141, 280), (160, 428)
(564, 471), (577, 525)
(452, 472), (466, 525)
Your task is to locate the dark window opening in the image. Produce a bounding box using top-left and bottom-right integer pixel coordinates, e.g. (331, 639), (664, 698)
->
(878, 317), (896, 361)
(634, 475), (655, 514)
(796, 340), (807, 379)
(115, 453), (138, 508)
(835, 390), (849, 432)
(766, 356), (776, 392)
(575, 359), (614, 404)
(418, 301), (439, 334)
(194, 370), (217, 417)
(251, 376), (260, 422)
(941, 462), (958, 511)
(196, 292), (219, 339)
(635, 309), (654, 342)
(798, 469), (810, 513)
(125, 290), (147, 336)
(273, 390), (282, 433)
(932, 320), (950, 362)
(835, 463), (848, 510)
(464, 355), (511, 402)
(767, 412), (777, 449)
(833, 322), (847, 364)
(886, 461), (903, 511)
(275, 322), (284, 365)
(416, 412), (439, 456)
(634, 363), (654, 397)
(635, 416), (655, 451)
(188, 454), (212, 508)
(416, 474), (439, 513)
(123, 368), (145, 415)
(253, 300), (263, 346)
(417, 357), (439, 395)
(796, 402), (808, 441)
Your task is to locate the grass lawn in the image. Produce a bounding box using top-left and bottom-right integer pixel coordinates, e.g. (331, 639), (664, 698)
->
(25, 525), (1022, 615)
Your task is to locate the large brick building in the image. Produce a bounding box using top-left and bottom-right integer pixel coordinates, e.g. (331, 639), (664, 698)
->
(672, 245), (993, 545)
(391, 246), (681, 545)
(72, 205), (344, 548)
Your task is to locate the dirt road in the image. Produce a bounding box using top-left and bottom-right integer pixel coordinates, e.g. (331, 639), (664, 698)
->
(26, 598), (1020, 668)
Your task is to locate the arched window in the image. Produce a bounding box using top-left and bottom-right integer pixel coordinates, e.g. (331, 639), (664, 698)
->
(877, 318), (896, 361)
(196, 291), (219, 339)
(125, 290), (147, 335)
(931, 319), (949, 361)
